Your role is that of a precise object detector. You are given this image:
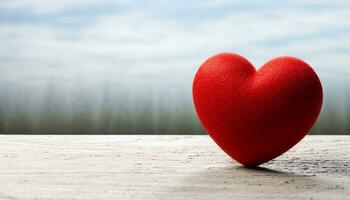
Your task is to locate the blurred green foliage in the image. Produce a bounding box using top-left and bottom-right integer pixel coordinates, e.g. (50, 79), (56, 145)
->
(0, 85), (348, 134)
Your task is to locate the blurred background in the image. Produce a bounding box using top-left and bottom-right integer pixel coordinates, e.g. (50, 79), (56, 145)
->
(0, 0), (349, 134)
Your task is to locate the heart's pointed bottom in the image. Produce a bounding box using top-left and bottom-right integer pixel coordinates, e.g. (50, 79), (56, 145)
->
(229, 138), (305, 167)
(222, 146), (289, 167)
(233, 152), (285, 167)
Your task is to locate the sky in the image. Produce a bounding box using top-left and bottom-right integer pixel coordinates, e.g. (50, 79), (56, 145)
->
(0, 0), (349, 133)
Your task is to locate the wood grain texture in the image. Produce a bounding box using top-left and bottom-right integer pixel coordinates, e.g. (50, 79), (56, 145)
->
(0, 135), (349, 200)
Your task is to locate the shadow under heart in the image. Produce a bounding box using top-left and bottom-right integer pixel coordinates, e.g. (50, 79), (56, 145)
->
(165, 159), (347, 198)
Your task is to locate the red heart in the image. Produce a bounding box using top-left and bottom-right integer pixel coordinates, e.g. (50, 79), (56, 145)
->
(193, 53), (323, 166)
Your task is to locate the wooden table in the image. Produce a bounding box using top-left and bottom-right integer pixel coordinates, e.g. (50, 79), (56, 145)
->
(0, 135), (349, 200)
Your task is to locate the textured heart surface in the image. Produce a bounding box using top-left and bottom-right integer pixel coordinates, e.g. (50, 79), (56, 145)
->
(193, 53), (323, 166)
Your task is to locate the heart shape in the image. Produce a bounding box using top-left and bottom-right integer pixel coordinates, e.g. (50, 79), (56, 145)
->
(193, 53), (323, 166)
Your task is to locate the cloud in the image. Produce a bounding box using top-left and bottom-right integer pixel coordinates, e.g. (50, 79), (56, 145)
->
(0, 0), (127, 14)
(0, 0), (349, 98)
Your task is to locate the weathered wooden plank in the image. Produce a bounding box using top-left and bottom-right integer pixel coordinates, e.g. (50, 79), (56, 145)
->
(0, 135), (349, 200)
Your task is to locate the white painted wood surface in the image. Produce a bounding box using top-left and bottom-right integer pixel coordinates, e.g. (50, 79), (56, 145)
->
(0, 135), (349, 200)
